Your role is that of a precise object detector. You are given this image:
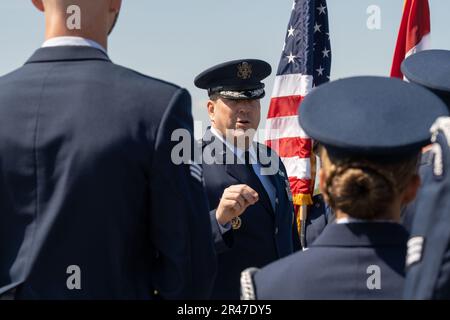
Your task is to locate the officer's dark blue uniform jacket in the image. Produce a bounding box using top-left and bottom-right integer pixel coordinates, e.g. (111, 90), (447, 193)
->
(200, 128), (300, 299)
(0, 46), (216, 299)
(249, 222), (408, 299)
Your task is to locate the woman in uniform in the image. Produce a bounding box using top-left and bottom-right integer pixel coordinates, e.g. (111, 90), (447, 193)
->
(240, 76), (449, 300)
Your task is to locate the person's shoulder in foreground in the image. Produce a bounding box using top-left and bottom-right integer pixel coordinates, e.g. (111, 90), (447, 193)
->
(0, 0), (216, 300)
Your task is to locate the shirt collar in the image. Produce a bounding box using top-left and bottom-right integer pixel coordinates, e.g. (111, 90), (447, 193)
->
(42, 36), (108, 56)
(336, 217), (398, 224)
(210, 126), (257, 162)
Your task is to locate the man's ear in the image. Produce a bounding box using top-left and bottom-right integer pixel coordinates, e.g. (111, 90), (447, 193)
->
(318, 169), (326, 195)
(110, 0), (122, 13)
(401, 174), (421, 205)
(31, 0), (45, 12)
(207, 100), (215, 123)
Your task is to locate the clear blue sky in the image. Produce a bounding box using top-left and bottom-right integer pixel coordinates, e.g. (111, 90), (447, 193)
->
(1, 0), (450, 136)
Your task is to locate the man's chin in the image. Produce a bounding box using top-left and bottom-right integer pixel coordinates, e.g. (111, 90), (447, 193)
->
(234, 128), (247, 136)
(235, 123), (253, 130)
(225, 128), (256, 149)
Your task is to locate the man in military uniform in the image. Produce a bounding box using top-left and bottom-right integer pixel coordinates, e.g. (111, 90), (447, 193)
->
(194, 59), (300, 299)
(241, 76), (448, 300)
(0, 0), (216, 299)
(400, 50), (450, 299)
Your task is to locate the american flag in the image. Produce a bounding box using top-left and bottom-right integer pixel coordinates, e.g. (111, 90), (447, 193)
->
(391, 0), (430, 78)
(265, 0), (331, 243)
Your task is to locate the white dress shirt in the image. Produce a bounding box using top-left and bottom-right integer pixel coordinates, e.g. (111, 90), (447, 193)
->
(42, 36), (108, 55)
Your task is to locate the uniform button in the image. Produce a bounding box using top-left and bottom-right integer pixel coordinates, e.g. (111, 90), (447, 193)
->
(275, 198), (279, 205)
(275, 227), (279, 235)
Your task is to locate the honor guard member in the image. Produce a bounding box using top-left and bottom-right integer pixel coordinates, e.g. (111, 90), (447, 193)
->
(0, 0), (216, 299)
(195, 59), (301, 299)
(241, 76), (448, 300)
(401, 50), (450, 299)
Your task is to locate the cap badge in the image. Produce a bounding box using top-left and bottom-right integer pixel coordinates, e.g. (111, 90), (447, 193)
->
(237, 62), (252, 80)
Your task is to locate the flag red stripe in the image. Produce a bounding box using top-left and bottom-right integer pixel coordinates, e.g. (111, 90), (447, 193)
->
(267, 95), (304, 119)
(266, 137), (312, 158)
(289, 177), (312, 195)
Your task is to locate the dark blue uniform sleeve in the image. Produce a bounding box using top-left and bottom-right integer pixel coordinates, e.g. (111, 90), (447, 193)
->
(209, 209), (234, 254)
(149, 88), (217, 299)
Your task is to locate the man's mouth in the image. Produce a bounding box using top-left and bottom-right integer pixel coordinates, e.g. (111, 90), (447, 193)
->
(237, 120), (250, 124)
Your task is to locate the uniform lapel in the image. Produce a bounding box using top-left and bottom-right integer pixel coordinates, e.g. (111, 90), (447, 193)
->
(256, 144), (288, 216)
(268, 170), (283, 215)
(226, 156), (275, 217)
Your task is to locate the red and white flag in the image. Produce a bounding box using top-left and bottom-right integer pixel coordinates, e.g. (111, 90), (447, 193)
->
(391, 0), (430, 78)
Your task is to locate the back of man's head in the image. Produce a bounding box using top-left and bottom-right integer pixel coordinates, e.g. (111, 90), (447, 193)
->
(32, 0), (121, 48)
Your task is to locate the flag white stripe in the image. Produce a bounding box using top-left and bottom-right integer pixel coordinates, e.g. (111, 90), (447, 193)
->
(405, 33), (431, 58)
(266, 116), (310, 140)
(280, 157), (311, 180)
(271, 74), (314, 98)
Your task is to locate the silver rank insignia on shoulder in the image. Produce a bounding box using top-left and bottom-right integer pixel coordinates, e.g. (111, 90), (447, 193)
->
(189, 160), (203, 184)
(237, 62), (252, 80)
(406, 236), (425, 267)
(240, 267), (259, 300)
(231, 217), (242, 230)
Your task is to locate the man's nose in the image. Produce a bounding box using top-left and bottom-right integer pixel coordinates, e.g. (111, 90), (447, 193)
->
(238, 101), (253, 112)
